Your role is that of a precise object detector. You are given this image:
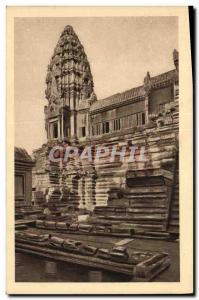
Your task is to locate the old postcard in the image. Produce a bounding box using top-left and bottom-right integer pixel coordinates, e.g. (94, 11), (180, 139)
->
(7, 6), (193, 294)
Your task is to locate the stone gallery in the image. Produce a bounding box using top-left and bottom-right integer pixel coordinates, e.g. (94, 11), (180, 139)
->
(32, 25), (179, 235)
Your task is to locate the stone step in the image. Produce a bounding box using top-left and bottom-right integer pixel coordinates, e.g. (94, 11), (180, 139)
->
(126, 224), (164, 230)
(127, 208), (166, 214)
(123, 193), (166, 199)
(126, 196), (166, 200)
(124, 186), (167, 193)
(99, 215), (166, 222)
(128, 199), (167, 205)
(98, 218), (166, 227)
(129, 203), (167, 208)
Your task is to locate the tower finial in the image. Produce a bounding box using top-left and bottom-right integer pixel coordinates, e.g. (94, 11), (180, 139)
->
(173, 49), (179, 71)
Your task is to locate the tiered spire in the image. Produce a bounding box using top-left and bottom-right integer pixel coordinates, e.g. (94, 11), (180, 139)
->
(45, 25), (94, 110)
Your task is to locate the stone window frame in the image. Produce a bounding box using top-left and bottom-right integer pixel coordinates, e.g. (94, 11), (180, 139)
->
(49, 118), (60, 140)
(102, 121), (110, 134)
(79, 126), (86, 138)
(91, 110), (146, 137)
(15, 173), (25, 201)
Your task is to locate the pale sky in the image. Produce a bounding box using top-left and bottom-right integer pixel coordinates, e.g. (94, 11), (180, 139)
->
(14, 17), (178, 153)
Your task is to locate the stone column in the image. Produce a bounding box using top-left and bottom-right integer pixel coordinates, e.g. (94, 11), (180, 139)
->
(47, 123), (50, 139)
(58, 117), (61, 138)
(144, 94), (149, 124)
(70, 111), (76, 140)
(143, 71), (151, 123)
(174, 82), (179, 102)
(78, 176), (85, 209)
(70, 87), (78, 141)
(61, 110), (64, 139)
(84, 174), (96, 211)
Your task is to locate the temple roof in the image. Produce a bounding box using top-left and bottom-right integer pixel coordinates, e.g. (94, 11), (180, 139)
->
(90, 86), (144, 112)
(90, 69), (176, 112)
(15, 147), (33, 163)
(150, 69), (177, 85)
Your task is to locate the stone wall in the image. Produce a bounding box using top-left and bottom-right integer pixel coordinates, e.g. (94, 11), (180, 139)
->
(32, 95), (179, 232)
(15, 147), (35, 207)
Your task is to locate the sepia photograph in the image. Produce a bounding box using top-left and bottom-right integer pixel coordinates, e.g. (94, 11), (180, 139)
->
(6, 6), (193, 295)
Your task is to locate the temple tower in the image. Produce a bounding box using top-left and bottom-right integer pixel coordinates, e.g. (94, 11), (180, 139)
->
(44, 25), (95, 142)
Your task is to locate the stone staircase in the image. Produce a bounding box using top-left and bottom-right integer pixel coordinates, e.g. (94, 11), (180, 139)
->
(168, 161), (179, 234)
(122, 185), (168, 231)
(94, 165), (180, 234)
(93, 176), (170, 232)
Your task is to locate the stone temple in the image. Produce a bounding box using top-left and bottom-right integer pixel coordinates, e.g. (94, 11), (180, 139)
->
(32, 25), (179, 234)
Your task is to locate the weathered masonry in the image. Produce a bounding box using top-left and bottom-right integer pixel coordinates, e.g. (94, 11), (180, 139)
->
(15, 147), (35, 208)
(33, 25), (179, 234)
